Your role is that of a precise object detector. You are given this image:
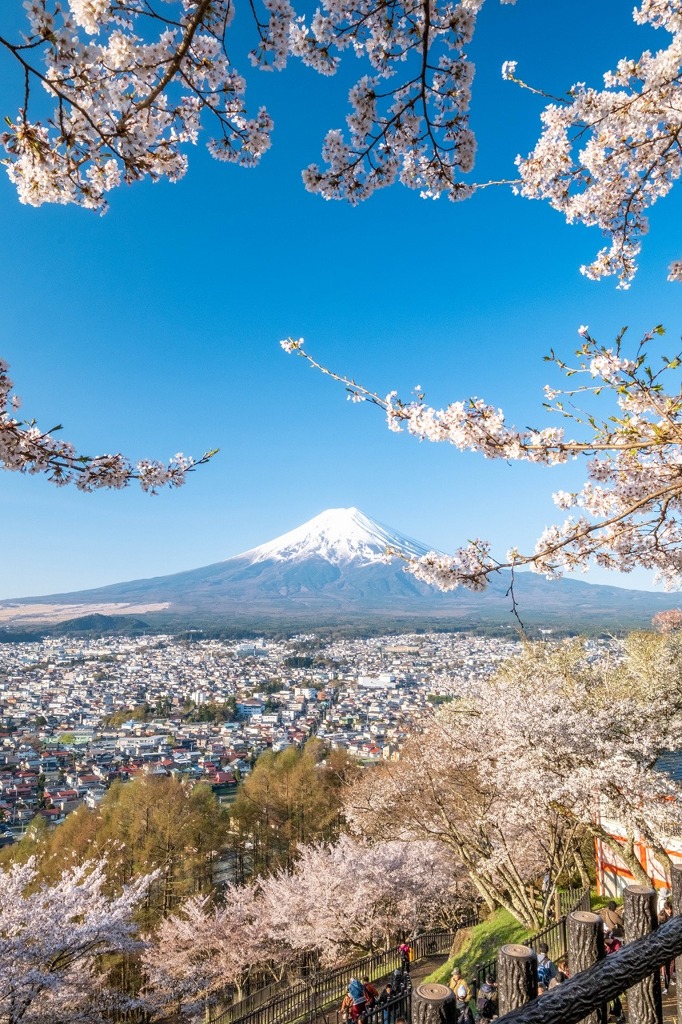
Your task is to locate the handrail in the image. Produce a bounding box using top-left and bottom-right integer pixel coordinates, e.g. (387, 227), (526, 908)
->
(494, 914), (682, 1024)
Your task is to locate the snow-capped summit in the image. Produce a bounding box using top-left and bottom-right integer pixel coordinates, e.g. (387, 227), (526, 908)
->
(237, 507), (430, 566)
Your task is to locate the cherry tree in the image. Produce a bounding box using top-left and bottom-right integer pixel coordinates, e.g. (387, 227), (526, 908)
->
(0, 358), (216, 491)
(257, 834), (462, 965)
(0, 856), (152, 1024)
(345, 706), (580, 930)
(345, 633), (682, 927)
(468, 634), (682, 884)
(282, 325), (682, 595)
(652, 608), (682, 631)
(142, 883), (281, 1018)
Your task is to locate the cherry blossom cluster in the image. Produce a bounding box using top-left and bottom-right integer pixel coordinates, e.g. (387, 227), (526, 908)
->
(282, 326), (682, 591)
(0, 0), (529, 210)
(1, 0), (273, 210)
(513, 0), (682, 286)
(1, 1), (680, 282)
(0, 857), (153, 1024)
(347, 692), (580, 928)
(0, 358), (215, 491)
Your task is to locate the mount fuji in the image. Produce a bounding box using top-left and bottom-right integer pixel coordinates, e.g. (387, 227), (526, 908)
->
(3, 507), (681, 630)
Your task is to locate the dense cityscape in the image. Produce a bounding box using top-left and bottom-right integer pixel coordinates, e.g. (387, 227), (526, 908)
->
(0, 632), (523, 840)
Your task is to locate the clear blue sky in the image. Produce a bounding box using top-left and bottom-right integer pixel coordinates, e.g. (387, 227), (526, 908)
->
(1, 0), (681, 599)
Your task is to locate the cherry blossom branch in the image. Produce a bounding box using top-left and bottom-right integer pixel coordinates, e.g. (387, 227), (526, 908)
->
(281, 325), (682, 591)
(512, 0), (682, 285)
(0, 359), (217, 492)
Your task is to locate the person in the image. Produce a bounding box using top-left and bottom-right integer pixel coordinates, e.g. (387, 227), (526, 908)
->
(548, 971), (567, 990)
(604, 933), (625, 1023)
(398, 942), (411, 973)
(363, 977), (379, 1009)
(340, 994), (354, 1021)
(348, 978), (366, 1022)
(475, 975), (497, 1021)
(456, 1000), (475, 1024)
(658, 889), (671, 915)
(600, 901), (624, 937)
(378, 983), (395, 1024)
(536, 943), (558, 993)
(658, 909), (673, 993)
(556, 958), (570, 979)
(449, 968), (472, 1004)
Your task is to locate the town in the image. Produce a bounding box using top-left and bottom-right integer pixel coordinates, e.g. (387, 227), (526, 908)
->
(0, 631), (526, 841)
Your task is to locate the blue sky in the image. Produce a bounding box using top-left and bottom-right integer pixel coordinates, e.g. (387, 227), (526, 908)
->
(1, 0), (681, 599)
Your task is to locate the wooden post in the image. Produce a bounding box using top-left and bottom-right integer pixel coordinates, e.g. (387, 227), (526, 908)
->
(623, 884), (663, 1024)
(497, 944), (537, 1016)
(671, 865), (682, 1024)
(412, 983), (457, 1024)
(567, 910), (606, 1024)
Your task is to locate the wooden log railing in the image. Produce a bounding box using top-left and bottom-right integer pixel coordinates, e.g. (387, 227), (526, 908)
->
(494, 912), (682, 1024)
(493, 870), (682, 1024)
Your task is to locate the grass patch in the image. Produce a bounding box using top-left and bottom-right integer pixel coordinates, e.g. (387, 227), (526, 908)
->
(424, 910), (531, 986)
(590, 894), (617, 911)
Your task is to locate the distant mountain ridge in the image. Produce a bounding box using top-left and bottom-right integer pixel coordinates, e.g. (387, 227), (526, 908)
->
(3, 507), (682, 630)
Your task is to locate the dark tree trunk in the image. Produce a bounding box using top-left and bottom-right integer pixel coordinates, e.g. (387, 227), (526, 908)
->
(567, 910), (606, 1024)
(497, 944), (537, 1016)
(413, 983), (458, 1024)
(623, 885), (662, 1024)
(671, 865), (682, 1024)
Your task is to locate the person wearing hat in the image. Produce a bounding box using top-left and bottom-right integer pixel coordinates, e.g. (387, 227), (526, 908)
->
(448, 968), (472, 1004)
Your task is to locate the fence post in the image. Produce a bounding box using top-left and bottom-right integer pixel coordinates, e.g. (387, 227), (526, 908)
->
(567, 910), (606, 1024)
(497, 944), (537, 1015)
(672, 865), (682, 1024)
(623, 884), (663, 1024)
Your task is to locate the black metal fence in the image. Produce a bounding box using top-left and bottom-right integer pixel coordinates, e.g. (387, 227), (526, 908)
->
(472, 887), (591, 994)
(210, 926), (473, 1024)
(361, 979), (412, 1024)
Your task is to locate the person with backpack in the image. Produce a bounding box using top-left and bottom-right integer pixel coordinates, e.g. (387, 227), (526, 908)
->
(397, 942), (411, 973)
(536, 943), (557, 993)
(348, 978), (366, 1021)
(476, 976), (497, 1022)
(456, 1000), (475, 1024)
